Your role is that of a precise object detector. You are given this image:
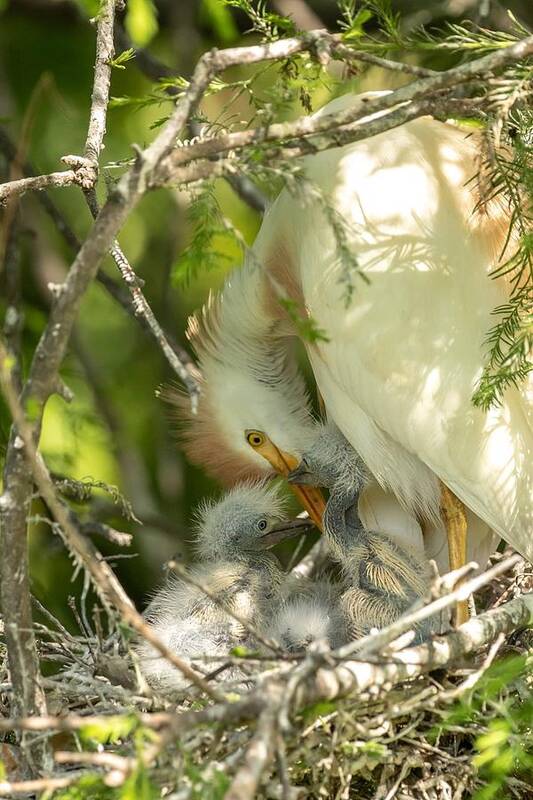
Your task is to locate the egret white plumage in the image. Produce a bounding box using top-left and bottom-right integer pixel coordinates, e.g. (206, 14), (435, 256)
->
(288, 422), (434, 640)
(174, 92), (531, 606)
(136, 482), (311, 691)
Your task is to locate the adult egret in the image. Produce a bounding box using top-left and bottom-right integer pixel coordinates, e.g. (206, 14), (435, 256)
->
(174, 92), (532, 624)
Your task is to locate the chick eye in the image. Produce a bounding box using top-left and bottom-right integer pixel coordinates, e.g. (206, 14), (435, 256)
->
(246, 430), (265, 448)
(257, 519), (268, 531)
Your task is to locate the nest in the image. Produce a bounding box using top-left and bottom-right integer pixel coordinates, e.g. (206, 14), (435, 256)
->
(0, 549), (532, 800)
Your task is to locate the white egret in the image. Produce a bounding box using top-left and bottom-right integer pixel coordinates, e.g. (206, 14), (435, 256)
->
(173, 92), (531, 626)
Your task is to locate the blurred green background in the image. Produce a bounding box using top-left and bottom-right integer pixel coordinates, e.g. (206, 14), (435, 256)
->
(0, 0), (531, 629)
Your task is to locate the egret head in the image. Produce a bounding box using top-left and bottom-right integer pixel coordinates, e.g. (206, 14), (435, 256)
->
(194, 482), (312, 562)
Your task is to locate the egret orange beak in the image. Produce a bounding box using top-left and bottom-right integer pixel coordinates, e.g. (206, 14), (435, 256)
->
(245, 429), (325, 532)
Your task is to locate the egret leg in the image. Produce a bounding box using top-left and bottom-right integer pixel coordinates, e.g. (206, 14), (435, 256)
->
(440, 483), (469, 626)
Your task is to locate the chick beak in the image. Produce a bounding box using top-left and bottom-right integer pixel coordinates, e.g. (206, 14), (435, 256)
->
(245, 430), (326, 532)
(287, 462), (313, 485)
(258, 517), (314, 549)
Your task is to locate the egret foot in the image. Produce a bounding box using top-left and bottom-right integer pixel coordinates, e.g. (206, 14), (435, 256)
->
(440, 483), (469, 627)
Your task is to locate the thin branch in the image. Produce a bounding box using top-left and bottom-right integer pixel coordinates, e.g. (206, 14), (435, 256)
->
(0, 343), (225, 703)
(307, 593), (533, 705)
(114, 24), (268, 214)
(329, 40), (439, 77)
(0, 775), (88, 796)
(1, 591), (530, 790)
(0, 169), (77, 202)
(122, 592), (533, 786)
(0, 131), (199, 394)
(82, 0), (115, 182)
(80, 520), (133, 547)
(84, 187), (201, 409)
(156, 32), (533, 184)
(0, 0), (115, 201)
(335, 553), (523, 659)
(225, 702), (280, 800)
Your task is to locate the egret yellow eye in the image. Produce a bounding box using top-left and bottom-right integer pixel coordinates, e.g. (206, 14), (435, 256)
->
(246, 430), (266, 448)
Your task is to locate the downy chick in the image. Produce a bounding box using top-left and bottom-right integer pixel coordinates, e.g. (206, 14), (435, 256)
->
(268, 578), (347, 653)
(136, 482), (310, 692)
(288, 423), (431, 640)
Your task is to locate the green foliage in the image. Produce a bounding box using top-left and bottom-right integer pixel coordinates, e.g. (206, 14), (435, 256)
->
(299, 699), (338, 723)
(120, 762), (158, 800)
(173, 186), (243, 286)
(338, 1), (528, 56)
(110, 49), (136, 71)
(434, 654), (533, 798)
(80, 714), (139, 745)
(473, 107), (533, 410)
(223, 0), (296, 39)
(201, 0), (239, 44)
(125, 0), (159, 48)
(54, 476), (140, 522)
(230, 644), (259, 657)
(53, 774), (115, 800)
(279, 298), (330, 344)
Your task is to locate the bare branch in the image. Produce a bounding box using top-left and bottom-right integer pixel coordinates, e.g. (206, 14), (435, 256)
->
(0, 127), (198, 386)
(308, 593), (533, 704)
(0, 775), (87, 796)
(84, 187), (201, 409)
(156, 32), (533, 185)
(225, 702), (280, 800)
(0, 342), (225, 702)
(0, 169), (77, 202)
(82, 0), (115, 183)
(335, 553), (524, 660)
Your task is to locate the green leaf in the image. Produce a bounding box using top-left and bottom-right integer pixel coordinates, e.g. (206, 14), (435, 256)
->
(201, 0), (238, 44)
(80, 714), (138, 744)
(110, 48), (136, 70)
(120, 764), (158, 800)
(299, 699), (337, 722)
(230, 644), (259, 657)
(279, 298), (330, 344)
(125, 0), (159, 48)
(341, 8), (373, 39)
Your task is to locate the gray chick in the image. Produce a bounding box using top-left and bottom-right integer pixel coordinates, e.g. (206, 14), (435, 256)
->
(136, 482), (311, 692)
(288, 422), (431, 641)
(268, 578), (347, 653)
